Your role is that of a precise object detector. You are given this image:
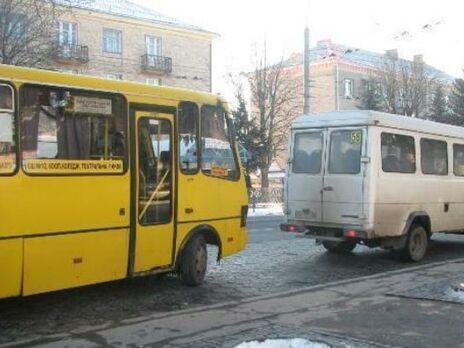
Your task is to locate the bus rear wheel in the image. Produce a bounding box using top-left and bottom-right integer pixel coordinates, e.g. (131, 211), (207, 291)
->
(322, 240), (357, 253)
(179, 234), (208, 286)
(400, 224), (428, 262)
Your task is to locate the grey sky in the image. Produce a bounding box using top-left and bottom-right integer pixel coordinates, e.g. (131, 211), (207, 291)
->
(134, 0), (464, 95)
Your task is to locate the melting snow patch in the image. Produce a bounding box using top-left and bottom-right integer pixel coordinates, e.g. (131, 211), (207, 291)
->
(449, 283), (464, 302)
(234, 338), (330, 348)
(248, 204), (284, 217)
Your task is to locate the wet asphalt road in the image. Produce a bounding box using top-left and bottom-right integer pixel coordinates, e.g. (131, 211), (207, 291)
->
(2, 215), (464, 344)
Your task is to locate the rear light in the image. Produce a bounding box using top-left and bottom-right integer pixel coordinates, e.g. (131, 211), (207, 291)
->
(280, 224), (304, 233)
(344, 229), (358, 238)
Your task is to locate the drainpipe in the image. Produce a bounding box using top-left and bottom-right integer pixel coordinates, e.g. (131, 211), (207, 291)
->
(303, 27), (310, 114)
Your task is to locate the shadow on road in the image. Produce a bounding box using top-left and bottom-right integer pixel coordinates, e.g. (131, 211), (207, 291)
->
(1, 234), (464, 344)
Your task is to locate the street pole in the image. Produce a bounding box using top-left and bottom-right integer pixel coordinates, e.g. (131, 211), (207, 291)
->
(303, 26), (310, 114)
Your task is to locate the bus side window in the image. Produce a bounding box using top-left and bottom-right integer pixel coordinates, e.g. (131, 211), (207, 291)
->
(200, 104), (238, 180)
(381, 133), (416, 173)
(20, 85), (127, 174)
(178, 102), (199, 174)
(138, 118), (172, 224)
(453, 144), (464, 176)
(0, 84), (16, 175)
(421, 138), (448, 175)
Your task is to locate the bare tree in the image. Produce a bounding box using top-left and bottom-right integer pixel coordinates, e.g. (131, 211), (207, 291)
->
(379, 56), (436, 117)
(0, 0), (88, 67)
(248, 43), (300, 189)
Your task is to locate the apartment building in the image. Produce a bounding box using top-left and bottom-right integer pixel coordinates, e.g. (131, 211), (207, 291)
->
(284, 39), (454, 113)
(52, 0), (216, 91)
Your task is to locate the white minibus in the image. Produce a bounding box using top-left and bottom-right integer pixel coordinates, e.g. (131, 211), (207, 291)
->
(281, 111), (464, 261)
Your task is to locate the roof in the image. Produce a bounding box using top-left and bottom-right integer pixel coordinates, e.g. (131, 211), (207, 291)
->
(292, 110), (464, 140)
(57, 0), (214, 35)
(285, 40), (454, 82)
(0, 64), (223, 105)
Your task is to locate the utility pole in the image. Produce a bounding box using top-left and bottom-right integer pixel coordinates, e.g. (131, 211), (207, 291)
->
(303, 26), (310, 114)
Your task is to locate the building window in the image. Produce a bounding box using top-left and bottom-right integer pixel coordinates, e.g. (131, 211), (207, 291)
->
(145, 36), (162, 56)
(344, 79), (354, 99)
(58, 22), (77, 45)
(146, 78), (161, 86)
(105, 74), (123, 80)
(103, 29), (122, 54)
(59, 69), (78, 74)
(7, 14), (25, 39)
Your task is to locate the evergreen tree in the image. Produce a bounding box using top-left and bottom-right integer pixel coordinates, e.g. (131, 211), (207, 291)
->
(428, 84), (451, 124)
(449, 78), (464, 126)
(231, 89), (261, 172)
(358, 78), (384, 111)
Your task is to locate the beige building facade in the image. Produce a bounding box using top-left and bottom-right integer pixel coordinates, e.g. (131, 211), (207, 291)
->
(52, 0), (215, 92)
(284, 39), (454, 114)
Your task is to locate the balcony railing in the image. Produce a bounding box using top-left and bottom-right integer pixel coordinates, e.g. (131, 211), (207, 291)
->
(141, 54), (172, 74)
(53, 44), (89, 63)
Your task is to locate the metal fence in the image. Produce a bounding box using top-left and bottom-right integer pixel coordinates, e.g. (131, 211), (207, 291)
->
(249, 187), (284, 204)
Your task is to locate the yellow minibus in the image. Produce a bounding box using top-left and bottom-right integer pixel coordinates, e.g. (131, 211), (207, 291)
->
(0, 64), (248, 299)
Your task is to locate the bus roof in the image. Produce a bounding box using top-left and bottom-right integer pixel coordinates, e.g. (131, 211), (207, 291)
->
(0, 64), (224, 106)
(292, 110), (464, 140)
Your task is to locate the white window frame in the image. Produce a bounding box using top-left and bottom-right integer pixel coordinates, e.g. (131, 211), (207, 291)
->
(103, 29), (122, 54)
(146, 78), (161, 86)
(344, 79), (354, 99)
(145, 36), (162, 56)
(58, 21), (77, 45)
(59, 69), (79, 74)
(105, 73), (123, 80)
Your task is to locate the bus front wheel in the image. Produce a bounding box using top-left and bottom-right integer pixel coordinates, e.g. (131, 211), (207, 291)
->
(322, 240), (357, 253)
(179, 234), (208, 286)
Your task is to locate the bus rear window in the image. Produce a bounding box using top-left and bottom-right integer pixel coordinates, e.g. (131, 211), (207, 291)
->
(20, 86), (127, 175)
(292, 132), (322, 174)
(0, 84), (16, 175)
(328, 129), (362, 174)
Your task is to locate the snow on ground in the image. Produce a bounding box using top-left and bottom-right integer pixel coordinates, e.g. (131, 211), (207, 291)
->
(248, 203), (283, 217)
(235, 338), (330, 348)
(448, 283), (464, 302)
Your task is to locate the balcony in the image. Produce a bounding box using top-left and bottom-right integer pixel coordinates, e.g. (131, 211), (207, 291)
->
(53, 44), (89, 63)
(141, 54), (172, 74)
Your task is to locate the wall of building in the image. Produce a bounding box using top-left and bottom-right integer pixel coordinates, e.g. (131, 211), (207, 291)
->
(55, 9), (213, 92)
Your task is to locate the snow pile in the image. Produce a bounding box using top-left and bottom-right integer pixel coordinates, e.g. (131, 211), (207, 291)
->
(448, 283), (464, 302)
(248, 203), (284, 217)
(234, 338), (330, 348)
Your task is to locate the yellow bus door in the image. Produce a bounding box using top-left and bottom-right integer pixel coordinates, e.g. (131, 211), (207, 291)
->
(131, 111), (175, 273)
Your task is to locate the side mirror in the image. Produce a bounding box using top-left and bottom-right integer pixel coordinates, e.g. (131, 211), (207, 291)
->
(245, 173), (252, 189)
(226, 116), (237, 141)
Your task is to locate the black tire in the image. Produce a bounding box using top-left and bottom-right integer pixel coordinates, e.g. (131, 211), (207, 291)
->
(179, 234), (207, 286)
(400, 224), (428, 262)
(322, 240), (357, 253)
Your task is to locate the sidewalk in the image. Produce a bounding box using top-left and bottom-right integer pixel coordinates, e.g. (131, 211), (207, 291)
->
(3, 258), (464, 348)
